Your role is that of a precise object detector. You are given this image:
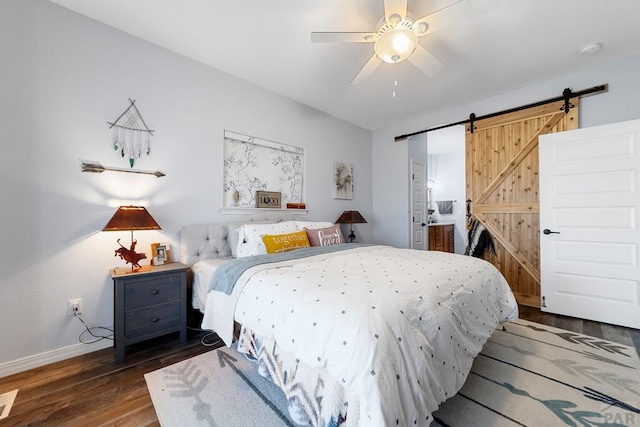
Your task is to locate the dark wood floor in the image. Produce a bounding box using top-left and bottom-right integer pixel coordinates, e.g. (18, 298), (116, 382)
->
(0, 330), (223, 427)
(517, 305), (640, 357)
(0, 307), (638, 426)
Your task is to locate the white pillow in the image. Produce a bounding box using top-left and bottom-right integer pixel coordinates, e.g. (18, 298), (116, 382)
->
(236, 221), (298, 258)
(295, 221), (334, 230)
(227, 220), (274, 258)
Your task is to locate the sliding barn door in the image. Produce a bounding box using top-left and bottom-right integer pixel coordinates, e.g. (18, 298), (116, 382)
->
(466, 101), (579, 307)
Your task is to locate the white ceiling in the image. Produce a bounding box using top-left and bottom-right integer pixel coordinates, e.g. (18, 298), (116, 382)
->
(48, 0), (640, 131)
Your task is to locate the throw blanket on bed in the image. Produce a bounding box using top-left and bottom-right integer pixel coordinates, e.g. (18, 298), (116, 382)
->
(237, 326), (357, 426)
(201, 245), (518, 426)
(211, 243), (368, 295)
(465, 218), (496, 257)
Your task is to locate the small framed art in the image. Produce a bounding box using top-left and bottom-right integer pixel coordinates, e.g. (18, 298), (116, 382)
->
(256, 191), (282, 208)
(155, 245), (166, 265)
(333, 161), (353, 200)
(151, 242), (171, 265)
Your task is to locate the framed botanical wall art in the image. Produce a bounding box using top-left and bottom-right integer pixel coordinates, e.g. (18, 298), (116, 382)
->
(223, 131), (305, 208)
(333, 161), (353, 200)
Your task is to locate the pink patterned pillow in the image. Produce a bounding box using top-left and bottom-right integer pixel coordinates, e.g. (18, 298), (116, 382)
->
(306, 225), (345, 247)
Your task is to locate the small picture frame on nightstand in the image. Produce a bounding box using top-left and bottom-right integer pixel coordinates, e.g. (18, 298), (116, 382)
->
(155, 245), (166, 265)
(151, 243), (166, 266)
(151, 242), (172, 265)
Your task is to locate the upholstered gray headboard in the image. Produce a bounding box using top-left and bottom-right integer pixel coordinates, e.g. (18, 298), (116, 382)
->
(179, 213), (297, 265)
(180, 224), (231, 265)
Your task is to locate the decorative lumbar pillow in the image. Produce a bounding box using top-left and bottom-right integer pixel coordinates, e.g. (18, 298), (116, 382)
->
(262, 230), (311, 254)
(236, 221), (298, 258)
(306, 224), (345, 247)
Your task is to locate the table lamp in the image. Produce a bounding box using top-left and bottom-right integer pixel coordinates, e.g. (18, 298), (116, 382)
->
(103, 206), (161, 272)
(335, 210), (367, 243)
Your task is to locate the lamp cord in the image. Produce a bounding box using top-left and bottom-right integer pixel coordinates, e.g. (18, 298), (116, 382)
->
(73, 312), (222, 348)
(73, 312), (114, 344)
(187, 326), (223, 347)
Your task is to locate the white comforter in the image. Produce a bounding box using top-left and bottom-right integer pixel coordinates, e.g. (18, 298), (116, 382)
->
(201, 245), (518, 426)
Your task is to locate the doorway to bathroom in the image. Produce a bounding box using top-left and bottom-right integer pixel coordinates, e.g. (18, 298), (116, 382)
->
(426, 125), (466, 254)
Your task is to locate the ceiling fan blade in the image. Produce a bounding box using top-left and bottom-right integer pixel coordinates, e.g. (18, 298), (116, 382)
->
(311, 32), (376, 43)
(414, 0), (500, 36)
(384, 0), (408, 23)
(351, 54), (382, 85)
(407, 45), (444, 77)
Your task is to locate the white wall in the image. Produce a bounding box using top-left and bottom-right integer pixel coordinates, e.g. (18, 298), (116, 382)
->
(373, 53), (640, 246)
(0, 0), (372, 374)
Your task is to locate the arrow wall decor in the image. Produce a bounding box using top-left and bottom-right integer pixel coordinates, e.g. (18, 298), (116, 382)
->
(80, 160), (165, 178)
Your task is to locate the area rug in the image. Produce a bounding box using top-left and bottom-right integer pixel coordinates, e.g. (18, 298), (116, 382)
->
(432, 319), (640, 426)
(144, 346), (297, 426)
(145, 320), (640, 426)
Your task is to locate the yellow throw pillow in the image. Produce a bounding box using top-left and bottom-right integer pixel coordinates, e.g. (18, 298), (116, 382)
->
(262, 230), (310, 254)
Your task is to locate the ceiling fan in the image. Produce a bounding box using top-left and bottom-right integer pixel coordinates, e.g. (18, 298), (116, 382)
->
(311, 0), (499, 85)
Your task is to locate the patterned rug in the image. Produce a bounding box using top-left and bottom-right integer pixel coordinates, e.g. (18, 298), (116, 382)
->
(145, 346), (297, 426)
(145, 320), (640, 426)
(432, 320), (640, 426)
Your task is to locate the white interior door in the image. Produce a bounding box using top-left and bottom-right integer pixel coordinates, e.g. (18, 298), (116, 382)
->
(539, 119), (640, 329)
(411, 160), (427, 250)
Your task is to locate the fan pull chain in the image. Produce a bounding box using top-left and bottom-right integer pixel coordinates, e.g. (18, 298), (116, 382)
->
(392, 63), (398, 98)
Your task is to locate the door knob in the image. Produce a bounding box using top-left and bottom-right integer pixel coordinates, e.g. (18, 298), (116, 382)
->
(543, 229), (560, 235)
(421, 223), (426, 227)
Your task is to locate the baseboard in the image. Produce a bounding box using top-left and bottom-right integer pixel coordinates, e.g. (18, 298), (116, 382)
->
(0, 340), (113, 379)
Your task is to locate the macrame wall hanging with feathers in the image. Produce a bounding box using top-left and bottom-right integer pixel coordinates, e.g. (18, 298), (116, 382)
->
(108, 98), (154, 168)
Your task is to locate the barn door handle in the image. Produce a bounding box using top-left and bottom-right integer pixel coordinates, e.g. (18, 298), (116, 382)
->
(543, 229), (560, 235)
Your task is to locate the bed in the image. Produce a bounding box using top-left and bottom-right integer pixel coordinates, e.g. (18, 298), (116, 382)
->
(180, 216), (518, 426)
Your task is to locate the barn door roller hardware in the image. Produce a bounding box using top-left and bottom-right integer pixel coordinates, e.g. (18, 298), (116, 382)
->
(395, 84), (607, 140)
(561, 88), (574, 113)
(468, 113), (477, 134)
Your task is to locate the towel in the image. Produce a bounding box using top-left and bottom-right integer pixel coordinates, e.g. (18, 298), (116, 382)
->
(436, 200), (454, 215)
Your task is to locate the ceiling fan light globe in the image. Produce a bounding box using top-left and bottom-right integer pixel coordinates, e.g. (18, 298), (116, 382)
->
(374, 28), (418, 64)
(388, 13), (402, 26)
(414, 22), (428, 35)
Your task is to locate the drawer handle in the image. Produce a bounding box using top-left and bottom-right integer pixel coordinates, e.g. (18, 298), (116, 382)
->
(151, 317), (159, 323)
(151, 290), (159, 295)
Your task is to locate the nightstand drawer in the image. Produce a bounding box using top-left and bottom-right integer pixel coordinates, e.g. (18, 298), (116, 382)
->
(124, 301), (181, 338)
(124, 274), (182, 310)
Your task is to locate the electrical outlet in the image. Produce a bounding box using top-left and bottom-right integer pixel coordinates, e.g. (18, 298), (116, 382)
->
(68, 298), (82, 316)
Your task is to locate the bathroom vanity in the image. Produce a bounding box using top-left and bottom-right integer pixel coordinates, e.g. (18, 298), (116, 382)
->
(428, 223), (454, 253)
